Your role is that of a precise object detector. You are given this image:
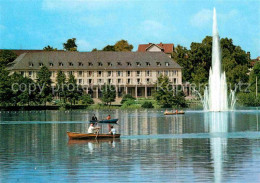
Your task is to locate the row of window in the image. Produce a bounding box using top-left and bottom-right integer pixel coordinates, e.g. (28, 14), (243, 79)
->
(20, 70), (179, 78)
(28, 61), (171, 67)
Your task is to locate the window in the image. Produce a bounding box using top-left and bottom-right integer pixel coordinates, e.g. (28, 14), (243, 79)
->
(117, 71), (121, 76)
(156, 62), (161, 66)
(108, 71), (112, 77)
(88, 71), (93, 76)
(98, 62), (103, 66)
(165, 62), (169, 66)
(108, 79), (113, 84)
(89, 79), (92, 84)
(146, 78), (150, 84)
(172, 70), (177, 76)
(165, 70), (169, 76)
(78, 71), (83, 77)
(127, 78), (131, 84)
(157, 71), (162, 76)
(68, 71), (74, 75)
(69, 62), (73, 66)
(39, 62), (43, 67)
(108, 62), (112, 66)
(29, 62), (33, 67)
(98, 71), (102, 77)
(137, 71), (141, 76)
(146, 62), (150, 66)
(20, 71), (25, 76)
(127, 71), (131, 77)
(137, 78), (141, 84)
(28, 71), (33, 77)
(117, 79), (121, 84)
(174, 78), (177, 84)
(49, 62), (54, 67)
(98, 79), (102, 84)
(88, 62), (93, 66)
(117, 62), (122, 66)
(127, 62), (132, 66)
(136, 62), (141, 66)
(78, 79), (83, 84)
(78, 62), (83, 66)
(59, 62), (63, 66)
(146, 71), (150, 76)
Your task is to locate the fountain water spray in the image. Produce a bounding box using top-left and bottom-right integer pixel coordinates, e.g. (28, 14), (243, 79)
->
(203, 8), (236, 111)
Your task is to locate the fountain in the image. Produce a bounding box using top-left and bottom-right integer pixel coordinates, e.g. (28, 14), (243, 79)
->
(203, 8), (236, 111)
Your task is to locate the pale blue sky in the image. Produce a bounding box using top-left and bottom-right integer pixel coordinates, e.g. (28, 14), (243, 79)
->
(0, 0), (259, 58)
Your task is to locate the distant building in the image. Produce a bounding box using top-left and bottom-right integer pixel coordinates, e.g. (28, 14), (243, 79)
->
(0, 49), (64, 56)
(8, 51), (182, 99)
(137, 43), (174, 57)
(250, 56), (260, 67)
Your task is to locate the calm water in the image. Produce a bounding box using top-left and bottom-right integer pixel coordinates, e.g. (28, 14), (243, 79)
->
(0, 109), (260, 183)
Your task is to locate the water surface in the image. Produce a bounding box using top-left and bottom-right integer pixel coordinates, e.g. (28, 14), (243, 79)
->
(0, 109), (260, 182)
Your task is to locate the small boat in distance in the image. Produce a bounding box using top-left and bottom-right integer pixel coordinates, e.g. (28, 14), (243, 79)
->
(164, 111), (185, 115)
(89, 118), (118, 124)
(67, 132), (121, 140)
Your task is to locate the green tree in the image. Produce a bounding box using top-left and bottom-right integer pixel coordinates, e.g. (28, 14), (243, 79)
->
(249, 62), (260, 93)
(102, 45), (115, 51)
(154, 75), (174, 107)
(121, 94), (135, 104)
(0, 50), (17, 66)
(63, 38), (77, 51)
(17, 77), (36, 106)
(101, 84), (116, 106)
(43, 45), (57, 51)
(36, 66), (52, 106)
(66, 73), (80, 106)
(56, 70), (66, 101)
(0, 67), (14, 106)
(91, 48), (98, 52)
(114, 40), (133, 51)
(80, 94), (94, 106)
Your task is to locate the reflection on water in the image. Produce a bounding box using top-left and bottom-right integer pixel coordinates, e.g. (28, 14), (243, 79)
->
(0, 109), (260, 182)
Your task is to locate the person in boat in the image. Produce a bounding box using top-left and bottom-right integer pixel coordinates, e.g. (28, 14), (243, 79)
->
(88, 123), (100, 134)
(91, 114), (98, 121)
(106, 115), (111, 120)
(109, 126), (116, 135)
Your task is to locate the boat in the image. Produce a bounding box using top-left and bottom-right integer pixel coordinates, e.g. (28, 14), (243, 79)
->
(68, 138), (121, 145)
(164, 111), (185, 115)
(89, 118), (118, 124)
(67, 131), (121, 140)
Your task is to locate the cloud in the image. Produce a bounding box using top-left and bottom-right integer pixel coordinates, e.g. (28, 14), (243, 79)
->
(190, 9), (212, 28)
(77, 39), (90, 51)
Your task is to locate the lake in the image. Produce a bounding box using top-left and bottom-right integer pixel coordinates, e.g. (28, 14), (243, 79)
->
(0, 109), (260, 182)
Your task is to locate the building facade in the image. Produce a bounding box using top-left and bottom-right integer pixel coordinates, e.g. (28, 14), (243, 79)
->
(8, 51), (182, 99)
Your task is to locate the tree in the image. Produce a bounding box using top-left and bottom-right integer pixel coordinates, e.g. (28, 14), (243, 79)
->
(114, 40), (133, 51)
(66, 73), (81, 106)
(43, 45), (57, 51)
(154, 75), (174, 107)
(101, 84), (116, 106)
(36, 66), (52, 106)
(0, 66), (14, 106)
(17, 77), (36, 106)
(0, 50), (17, 66)
(102, 45), (115, 51)
(80, 94), (94, 106)
(91, 48), (98, 52)
(56, 70), (66, 101)
(249, 62), (260, 93)
(121, 94), (135, 104)
(63, 38), (77, 51)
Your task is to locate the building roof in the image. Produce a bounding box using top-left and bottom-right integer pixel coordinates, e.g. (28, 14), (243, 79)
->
(8, 51), (182, 71)
(137, 43), (174, 53)
(0, 49), (64, 56)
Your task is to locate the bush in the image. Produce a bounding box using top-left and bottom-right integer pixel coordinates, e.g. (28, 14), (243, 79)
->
(58, 102), (70, 110)
(80, 94), (94, 106)
(237, 93), (260, 107)
(141, 101), (154, 108)
(121, 94), (136, 104)
(121, 99), (141, 109)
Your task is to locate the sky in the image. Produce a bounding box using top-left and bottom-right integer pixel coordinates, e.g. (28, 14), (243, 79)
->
(0, 0), (259, 58)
